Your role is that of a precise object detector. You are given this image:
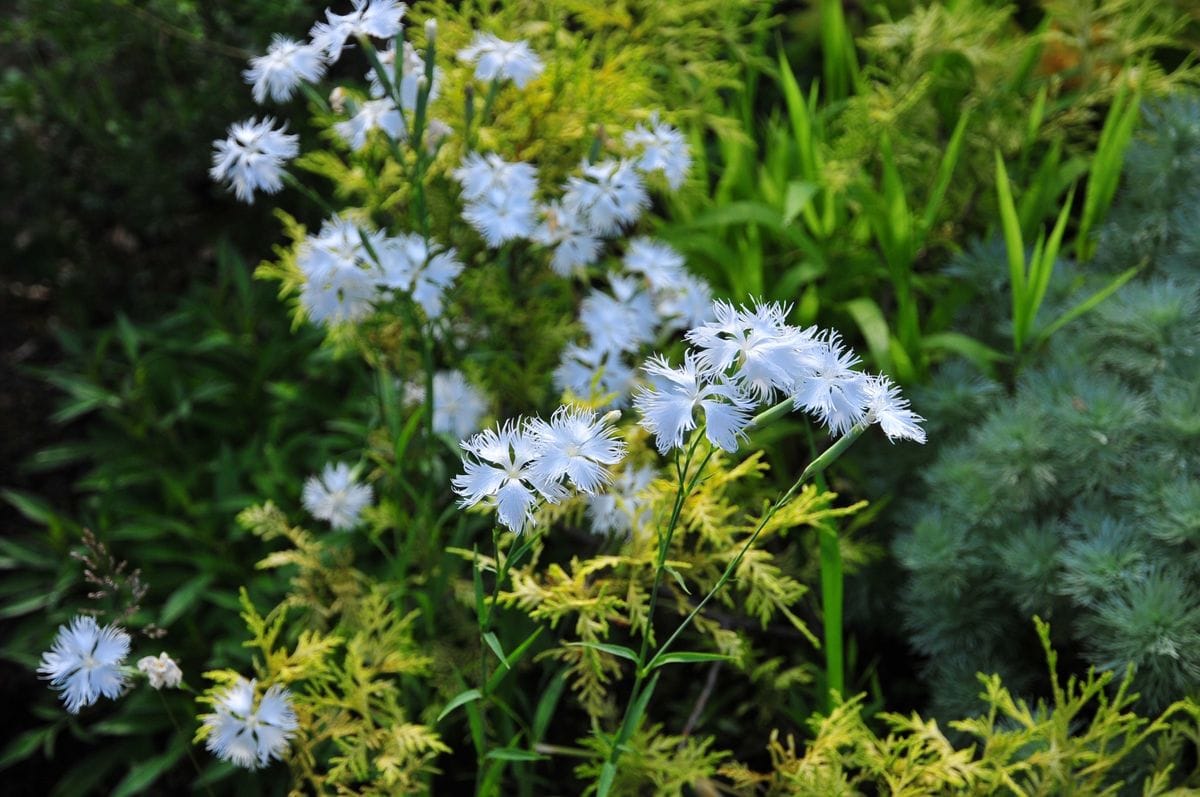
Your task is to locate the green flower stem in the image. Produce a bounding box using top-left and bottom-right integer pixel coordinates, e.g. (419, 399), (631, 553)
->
(156, 690), (217, 797)
(644, 422), (866, 672)
(475, 524), (541, 784)
(598, 433), (714, 795)
(818, 523), (843, 708)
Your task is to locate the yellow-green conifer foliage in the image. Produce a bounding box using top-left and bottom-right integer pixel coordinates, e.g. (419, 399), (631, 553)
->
(719, 619), (1200, 796)
(200, 503), (448, 795)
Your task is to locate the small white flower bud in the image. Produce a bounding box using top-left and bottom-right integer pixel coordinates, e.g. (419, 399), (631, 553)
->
(425, 18), (438, 43)
(329, 86), (348, 114)
(425, 118), (452, 154)
(137, 652), (183, 690)
(601, 409), (622, 425)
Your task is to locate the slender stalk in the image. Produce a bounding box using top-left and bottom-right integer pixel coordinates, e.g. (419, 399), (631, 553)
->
(597, 434), (713, 793)
(156, 690), (216, 797)
(645, 423), (865, 671)
(818, 523), (843, 709)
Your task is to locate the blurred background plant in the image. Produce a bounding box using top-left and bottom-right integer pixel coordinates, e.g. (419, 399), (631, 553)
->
(894, 94), (1200, 723)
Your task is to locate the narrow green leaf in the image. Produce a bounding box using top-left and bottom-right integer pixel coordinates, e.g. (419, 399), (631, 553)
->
(159, 575), (214, 626)
(485, 627), (544, 693)
(566, 641), (639, 663)
(1028, 185), (1075, 323)
(663, 563), (691, 595)
(844, 298), (894, 374)
(532, 673), (567, 741)
(782, 181), (818, 226)
(483, 632), (508, 670)
(995, 151), (1027, 349)
(920, 108), (971, 236)
(649, 651), (733, 669)
(1037, 264), (1141, 345)
(486, 747), (546, 762)
(921, 332), (1009, 371)
(436, 688), (483, 722)
(597, 762), (618, 797)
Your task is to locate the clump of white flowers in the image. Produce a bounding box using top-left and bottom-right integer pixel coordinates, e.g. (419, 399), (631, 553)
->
(138, 652), (184, 690)
(635, 299), (926, 452)
(302, 462), (374, 530)
(38, 616), (131, 714)
(202, 677), (298, 770)
(452, 408), (625, 532)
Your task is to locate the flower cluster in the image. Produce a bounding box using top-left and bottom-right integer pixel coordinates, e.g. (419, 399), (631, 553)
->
(555, 237), (715, 408)
(201, 677), (298, 770)
(452, 407), (626, 531)
(302, 462), (375, 530)
(635, 300), (926, 453)
(295, 217), (464, 326)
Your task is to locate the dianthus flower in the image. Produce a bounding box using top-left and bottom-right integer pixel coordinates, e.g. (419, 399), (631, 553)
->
(137, 652), (183, 690)
(210, 117), (299, 204)
(310, 0), (406, 61)
(533, 201), (601, 277)
(202, 678), (298, 770)
(563, 159), (648, 236)
(528, 406), (627, 494)
(687, 300), (819, 402)
(244, 35), (327, 104)
(624, 115), (691, 190)
(335, 97), (406, 150)
(580, 276), (660, 355)
(302, 462), (374, 530)
(457, 32), (544, 88)
(634, 351), (755, 453)
(452, 420), (566, 532)
(39, 616), (131, 714)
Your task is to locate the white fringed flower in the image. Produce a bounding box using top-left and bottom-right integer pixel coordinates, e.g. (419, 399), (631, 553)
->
(430, 370), (488, 440)
(452, 420), (567, 532)
(457, 32), (544, 88)
(533, 201), (601, 277)
(244, 36), (327, 104)
(624, 115), (691, 190)
(634, 351), (754, 453)
(38, 616), (131, 714)
(528, 406), (627, 494)
(310, 0), (406, 61)
(587, 464), (654, 536)
(580, 276), (659, 355)
(335, 97), (406, 150)
(563, 159), (649, 236)
(454, 153), (539, 247)
(138, 652), (183, 690)
(791, 333), (870, 435)
(687, 300), (819, 402)
(863, 374), (926, 443)
(374, 234), (462, 318)
(657, 274), (715, 333)
(210, 117), (299, 204)
(302, 462), (374, 530)
(297, 218), (380, 325)
(202, 678), (298, 770)
(623, 238), (686, 293)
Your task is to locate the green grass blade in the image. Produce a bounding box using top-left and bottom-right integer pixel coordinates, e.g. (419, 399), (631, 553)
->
(995, 151), (1027, 351)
